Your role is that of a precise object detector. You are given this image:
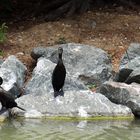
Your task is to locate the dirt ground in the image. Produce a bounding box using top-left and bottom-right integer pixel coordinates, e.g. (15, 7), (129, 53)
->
(1, 8), (140, 78)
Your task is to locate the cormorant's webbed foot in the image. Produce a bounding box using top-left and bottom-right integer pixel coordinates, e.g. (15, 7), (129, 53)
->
(60, 89), (64, 96)
(54, 89), (64, 98)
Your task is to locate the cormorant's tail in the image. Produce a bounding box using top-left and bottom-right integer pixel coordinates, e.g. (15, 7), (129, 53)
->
(17, 106), (26, 111)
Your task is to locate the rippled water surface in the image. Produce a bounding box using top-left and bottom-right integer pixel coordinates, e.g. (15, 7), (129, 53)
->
(0, 118), (140, 140)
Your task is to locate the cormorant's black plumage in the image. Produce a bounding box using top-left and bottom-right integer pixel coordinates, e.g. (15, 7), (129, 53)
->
(52, 47), (66, 97)
(0, 77), (3, 85)
(0, 77), (25, 114)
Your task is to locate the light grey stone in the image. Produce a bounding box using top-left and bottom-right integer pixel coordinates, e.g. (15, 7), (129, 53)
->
(25, 58), (87, 95)
(116, 45), (140, 84)
(99, 81), (140, 116)
(0, 55), (27, 97)
(120, 43), (140, 66)
(31, 43), (112, 86)
(14, 57), (132, 119)
(14, 90), (132, 118)
(125, 68), (140, 84)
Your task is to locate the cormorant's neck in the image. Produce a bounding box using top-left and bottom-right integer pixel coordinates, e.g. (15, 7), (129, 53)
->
(58, 53), (63, 64)
(59, 53), (62, 59)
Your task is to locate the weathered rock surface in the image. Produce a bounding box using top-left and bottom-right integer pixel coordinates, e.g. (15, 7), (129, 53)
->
(31, 43), (112, 86)
(115, 43), (140, 84)
(114, 69), (132, 83)
(99, 81), (140, 116)
(14, 90), (132, 118)
(0, 43), (135, 120)
(125, 68), (140, 84)
(120, 43), (140, 66)
(25, 58), (87, 95)
(0, 55), (27, 97)
(12, 57), (133, 119)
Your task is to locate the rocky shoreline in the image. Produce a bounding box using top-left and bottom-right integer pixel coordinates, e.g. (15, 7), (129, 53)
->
(0, 43), (140, 121)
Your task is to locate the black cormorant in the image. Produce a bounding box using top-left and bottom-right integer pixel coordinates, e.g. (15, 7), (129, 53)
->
(52, 47), (66, 97)
(0, 77), (25, 114)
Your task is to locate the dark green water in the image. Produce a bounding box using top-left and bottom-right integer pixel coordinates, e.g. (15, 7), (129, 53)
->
(0, 118), (140, 140)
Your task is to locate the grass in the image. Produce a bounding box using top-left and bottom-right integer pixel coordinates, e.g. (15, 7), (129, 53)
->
(87, 83), (97, 89)
(0, 23), (8, 43)
(55, 36), (67, 44)
(0, 50), (4, 56)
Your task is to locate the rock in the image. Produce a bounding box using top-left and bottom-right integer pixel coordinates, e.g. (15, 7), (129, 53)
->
(0, 55), (27, 98)
(0, 111), (9, 122)
(120, 43), (140, 66)
(31, 43), (112, 86)
(122, 57), (140, 84)
(0, 59), (3, 66)
(116, 51), (140, 84)
(14, 57), (133, 119)
(114, 69), (133, 83)
(99, 81), (140, 116)
(125, 68), (140, 84)
(120, 57), (140, 71)
(31, 47), (47, 60)
(14, 90), (132, 119)
(0, 104), (9, 122)
(25, 58), (87, 95)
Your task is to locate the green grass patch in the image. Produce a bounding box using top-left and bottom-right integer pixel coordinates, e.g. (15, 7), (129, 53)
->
(55, 36), (67, 44)
(0, 23), (8, 43)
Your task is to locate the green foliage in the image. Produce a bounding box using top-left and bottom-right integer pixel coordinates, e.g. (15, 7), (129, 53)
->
(87, 83), (97, 89)
(0, 23), (8, 43)
(55, 37), (67, 44)
(0, 50), (4, 56)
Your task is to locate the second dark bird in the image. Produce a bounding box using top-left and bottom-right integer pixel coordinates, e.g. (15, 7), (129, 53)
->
(52, 47), (66, 98)
(0, 77), (25, 115)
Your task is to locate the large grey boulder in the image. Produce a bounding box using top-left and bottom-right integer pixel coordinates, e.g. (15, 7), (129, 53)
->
(115, 43), (140, 84)
(120, 56), (140, 71)
(14, 90), (132, 119)
(116, 57), (140, 83)
(25, 58), (87, 95)
(31, 43), (112, 86)
(125, 68), (140, 84)
(120, 43), (140, 66)
(13, 57), (133, 119)
(99, 81), (140, 116)
(0, 55), (27, 97)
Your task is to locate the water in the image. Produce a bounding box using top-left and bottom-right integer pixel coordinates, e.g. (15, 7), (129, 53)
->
(0, 118), (140, 140)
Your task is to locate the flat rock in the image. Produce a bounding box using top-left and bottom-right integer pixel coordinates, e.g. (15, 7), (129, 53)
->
(99, 81), (140, 116)
(14, 90), (133, 119)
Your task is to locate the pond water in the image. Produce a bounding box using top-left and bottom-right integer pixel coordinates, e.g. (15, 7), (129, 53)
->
(0, 118), (140, 140)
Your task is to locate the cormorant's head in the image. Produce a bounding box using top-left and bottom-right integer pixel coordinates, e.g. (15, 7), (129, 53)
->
(58, 47), (63, 55)
(58, 47), (63, 59)
(0, 77), (3, 85)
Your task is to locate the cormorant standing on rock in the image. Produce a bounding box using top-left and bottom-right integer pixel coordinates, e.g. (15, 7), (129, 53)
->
(0, 77), (25, 115)
(52, 47), (66, 98)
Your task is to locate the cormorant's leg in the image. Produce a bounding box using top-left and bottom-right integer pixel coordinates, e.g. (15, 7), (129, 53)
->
(54, 89), (64, 98)
(60, 88), (64, 96)
(0, 107), (7, 115)
(54, 90), (59, 98)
